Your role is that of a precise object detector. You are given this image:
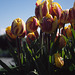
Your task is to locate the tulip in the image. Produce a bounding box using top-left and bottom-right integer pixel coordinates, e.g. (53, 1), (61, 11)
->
(59, 9), (69, 28)
(59, 35), (66, 48)
(35, 1), (48, 21)
(60, 9), (69, 24)
(26, 32), (37, 45)
(6, 26), (17, 40)
(26, 16), (40, 32)
(69, 1), (75, 24)
(54, 53), (64, 68)
(54, 33), (66, 49)
(40, 14), (58, 34)
(11, 18), (26, 37)
(35, 0), (52, 21)
(49, 2), (62, 19)
(61, 25), (72, 38)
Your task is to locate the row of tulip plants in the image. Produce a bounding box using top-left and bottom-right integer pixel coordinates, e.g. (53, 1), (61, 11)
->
(0, 0), (75, 75)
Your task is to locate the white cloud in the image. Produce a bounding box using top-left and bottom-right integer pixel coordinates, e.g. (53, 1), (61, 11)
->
(0, 28), (5, 35)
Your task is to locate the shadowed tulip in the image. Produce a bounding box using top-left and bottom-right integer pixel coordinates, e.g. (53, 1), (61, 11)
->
(26, 32), (38, 45)
(54, 53), (64, 68)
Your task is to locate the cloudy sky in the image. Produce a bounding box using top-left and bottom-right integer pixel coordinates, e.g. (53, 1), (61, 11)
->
(0, 0), (74, 35)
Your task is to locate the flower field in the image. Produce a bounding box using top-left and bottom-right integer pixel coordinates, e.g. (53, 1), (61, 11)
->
(0, 0), (75, 75)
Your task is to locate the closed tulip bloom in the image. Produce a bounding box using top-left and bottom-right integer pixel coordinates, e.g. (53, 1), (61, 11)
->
(35, 0), (50, 21)
(49, 2), (62, 19)
(26, 16), (40, 32)
(69, 2), (75, 24)
(26, 32), (37, 45)
(59, 9), (69, 24)
(6, 26), (17, 39)
(11, 18), (26, 37)
(40, 14), (58, 34)
(54, 53), (64, 68)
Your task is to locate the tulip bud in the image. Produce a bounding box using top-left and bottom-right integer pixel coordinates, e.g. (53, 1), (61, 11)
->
(40, 14), (58, 34)
(11, 18), (26, 37)
(54, 53), (64, 68)
(69, 2), (75, 24)
(49, 2), (62, 19)
(6, 26), (17, 40)
(26, 16), (40, 32)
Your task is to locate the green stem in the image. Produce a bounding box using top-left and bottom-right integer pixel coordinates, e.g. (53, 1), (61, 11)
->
(16, 36), (21, 66)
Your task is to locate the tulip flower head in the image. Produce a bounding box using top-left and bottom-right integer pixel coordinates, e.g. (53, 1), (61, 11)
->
(35, 1), (48, 21)
(11, 18), (26, 37)
(60, 9), (69, 24)
(49, 2), (62, 19)
(26, 16), (40, 32)
(54, 53), (64, 68)
(26, 32), (37, 45)
(40, 14), (58, 34)
(54, 33), (66, 49)
(35, 0), (53, 21)
(6, 26), (17, 40)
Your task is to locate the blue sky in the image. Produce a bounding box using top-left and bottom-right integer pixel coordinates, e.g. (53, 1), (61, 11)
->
(0, 0), (74, 35)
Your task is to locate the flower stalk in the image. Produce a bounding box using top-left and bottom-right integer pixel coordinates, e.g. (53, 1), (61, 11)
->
(16, 36), (21, 66)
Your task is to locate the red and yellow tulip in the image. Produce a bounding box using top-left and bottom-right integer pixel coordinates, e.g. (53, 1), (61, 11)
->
(49, 2), (62, 19)
(40, 14), (58, 34)
(26, 32), (38, 45)
(26, 16), (40, 32)
(11, 18), (26, 37)
(6, 26), (17, 40)
(35, 1), (48, 21)
(35, 0), (53, 21)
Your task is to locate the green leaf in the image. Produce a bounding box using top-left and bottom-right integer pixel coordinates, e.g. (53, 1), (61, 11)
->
(20, 53), (23, 64)
(62, 34), (68, 43)
(71, 28), (75, 40)
(49, 55), (52, 63)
